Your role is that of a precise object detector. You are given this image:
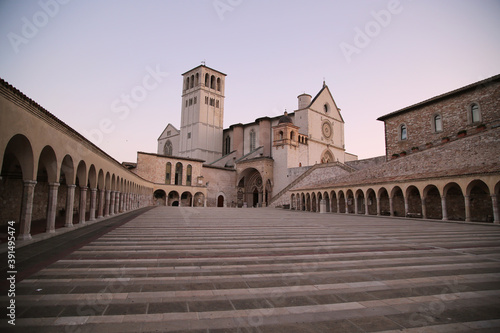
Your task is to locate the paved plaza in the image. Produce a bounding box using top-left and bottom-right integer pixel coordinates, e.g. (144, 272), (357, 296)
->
(2, 207), (500, 332)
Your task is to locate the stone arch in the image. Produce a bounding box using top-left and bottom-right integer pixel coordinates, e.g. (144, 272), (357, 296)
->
(154, 189), (166, 206)
(346, 190), (354, 214)
(194, 192), (205, 207)
(355, 189), (365, 214)
(330, 190), (337, 213)
(217, 192), (226, 207)
(378, 187), (390, 215)
(301, 193), (305, 211)
(467, 179), (493, 222)
(290, 193), (295, 210)
(181, 191), (192, 207)
(311, 192), (317, 212)
(1, 134), (34, 181)
(338, 190), (346, 213)
(406, 185), (422, 218)
(306, 193), (311, 211)
(168, 190), (180, 206)
(423, 184), (442, 220)
(443, 182), (465, 221)
(323, 191), (330, 213)
(391, 186), (405, 217)
(366, 188), (377, 215)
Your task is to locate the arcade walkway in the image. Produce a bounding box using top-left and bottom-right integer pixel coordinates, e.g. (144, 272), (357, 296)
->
(2, 207), (500, 332)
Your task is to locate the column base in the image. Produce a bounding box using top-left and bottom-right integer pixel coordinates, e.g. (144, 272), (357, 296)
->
(18, 233), (32, 240)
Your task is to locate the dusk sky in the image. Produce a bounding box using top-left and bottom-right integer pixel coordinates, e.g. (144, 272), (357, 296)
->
(1, 0), (499, 163)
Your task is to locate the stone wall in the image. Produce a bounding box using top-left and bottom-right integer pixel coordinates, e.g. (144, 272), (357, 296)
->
(381, 77), (500, 159)
(201, 165), (237, 207)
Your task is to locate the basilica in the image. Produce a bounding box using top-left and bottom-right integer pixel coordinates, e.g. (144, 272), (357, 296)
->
(132, 64), (358, 207)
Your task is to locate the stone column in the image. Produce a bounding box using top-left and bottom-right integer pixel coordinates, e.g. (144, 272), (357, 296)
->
(345, 198), (349, 214)
(404, 196), (409, 217)
(65, 184), (76, 228)
(115, 192), (120, 212)
(491, 194), (499, 224)
(79, 187), (88, 224)
(421, 198), (427, 219)
(110, 191), (115, 216)
(89, 188), (97, 221)
(464, 195), (471, 222)
(376, 196), (381, 216)
(336, 198), (340, 214)
(46, 182), (60, 233)
(354, 197), (359, 215)
(389, 197), (394, 216)
(98, 189), (105, 218)
(441, 196), (448, 221)
(104, 190), (111, 217)
(18, 180), (37, 240)
(365, 196), (370, 216)
(319, 199), (326, 214)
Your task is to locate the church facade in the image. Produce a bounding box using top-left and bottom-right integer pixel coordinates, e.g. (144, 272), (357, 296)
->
(149, 64), (357, 207)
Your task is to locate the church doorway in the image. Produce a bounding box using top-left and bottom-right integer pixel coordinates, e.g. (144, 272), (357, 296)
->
(217, 195), (224, 207)
(253, 189), (259, 207)
(153, 190), (166, 206)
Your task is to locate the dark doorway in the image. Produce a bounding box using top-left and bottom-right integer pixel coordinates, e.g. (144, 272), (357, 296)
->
(217, 195), (224, 207)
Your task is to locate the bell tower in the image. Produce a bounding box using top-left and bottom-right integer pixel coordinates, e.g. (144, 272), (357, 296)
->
(178, 64), (226, 162)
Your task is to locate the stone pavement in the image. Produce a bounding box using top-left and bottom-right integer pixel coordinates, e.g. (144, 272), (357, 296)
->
(2, 207), (500, 332)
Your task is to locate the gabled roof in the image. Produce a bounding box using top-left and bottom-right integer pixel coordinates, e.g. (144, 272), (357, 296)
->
(157, 123), (179, 140)
(377, 74), (500, 121)
(305, 83), (344, 123)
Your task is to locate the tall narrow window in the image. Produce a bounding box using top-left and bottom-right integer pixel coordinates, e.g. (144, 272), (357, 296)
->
(205, 73), (209, 86)
(186, 165), (192, 186)
(434, 114), (442, 132)
(190, 75), (194, 88)
(211, 75), (215, 89)
(471, 103), (480, 123)
(165, 162), (171, 184)
(225, 136), (231, 155)
(195, 73), (199, 86)
(250, 130), (256, 151)
(217, 78), (221, 91)
(185, 77), (190, 90)
(175, 162), (183, 185)
(400, 124), (407, 140)
(164, 140), (173, 156)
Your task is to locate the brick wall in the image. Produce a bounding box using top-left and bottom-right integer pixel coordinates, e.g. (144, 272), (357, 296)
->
(381, 78), (500, 159)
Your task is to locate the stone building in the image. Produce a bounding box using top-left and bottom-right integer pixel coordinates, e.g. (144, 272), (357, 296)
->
(149, 64), (357, 207)
(286, 74), (500, 223)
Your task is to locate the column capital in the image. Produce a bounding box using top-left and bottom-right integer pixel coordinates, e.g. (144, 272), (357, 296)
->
(49, 182), (60, 187)
(67, 184), (77, 189)
(23, 180), (37, 186)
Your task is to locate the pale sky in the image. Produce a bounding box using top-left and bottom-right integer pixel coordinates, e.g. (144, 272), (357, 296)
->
(1, 0), (499, 163)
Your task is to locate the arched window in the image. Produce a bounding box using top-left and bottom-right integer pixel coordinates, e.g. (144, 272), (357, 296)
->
(216, 100), (219, 108)
(217, 77), (221, 91)
(185, 77), (190, 90)
(471, 103), (481, 123)
(195, 73), (199, 86)
(190, 75), (194, 88)
(186, 165), (192, 186)
(175, 162), (183, 185)
(164, 140), (173, 156)
(224, 136), (231, 155)
(290, 131), (295, 141)
(165, 162), (171, 184)
(324, 103), (329, 113)
(250, 130), (256, 151)
(433, 114), (442, 132)
(279, 131), (284, 140)
(400, 124), (407, 140)
(205, 73), (209, 87)
(211, 75), (215, 89)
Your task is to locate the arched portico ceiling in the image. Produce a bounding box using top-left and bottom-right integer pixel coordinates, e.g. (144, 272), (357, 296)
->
(1, 134), (34, 181)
